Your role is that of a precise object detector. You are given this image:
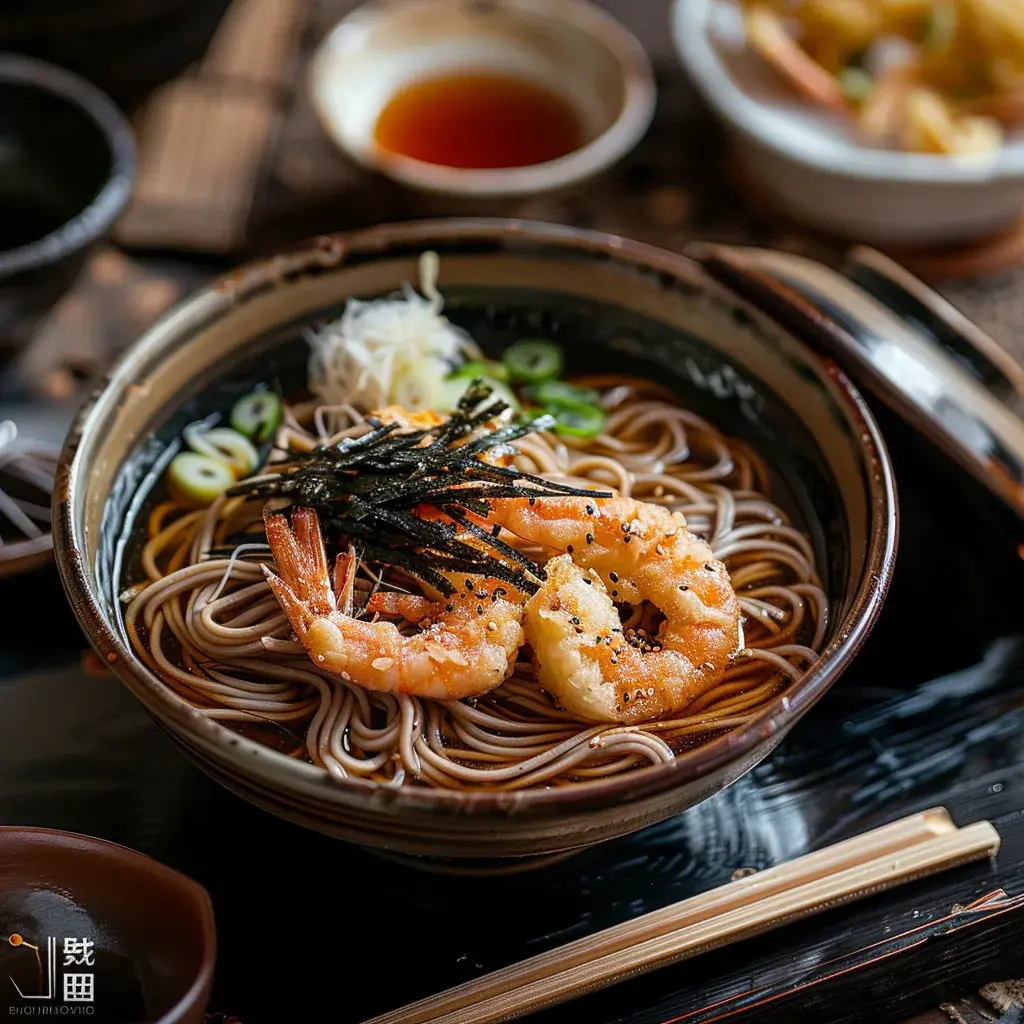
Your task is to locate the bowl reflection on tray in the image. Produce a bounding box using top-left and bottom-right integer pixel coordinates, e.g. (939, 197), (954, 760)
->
(53, 220), (896, 862)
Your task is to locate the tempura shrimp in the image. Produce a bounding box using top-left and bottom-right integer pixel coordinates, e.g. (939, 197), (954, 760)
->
(262, 507), (525, 700)
(370, 403), (513, 467)
(372, 405), (444, 431)
(486, 495), (743, 724)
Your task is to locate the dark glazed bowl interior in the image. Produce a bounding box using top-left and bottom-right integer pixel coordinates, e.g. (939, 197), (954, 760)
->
(0, 54), (134, 352)
(55, 220), (896, 860)
(0, 0), (234, 112)
(0, 827), (215, 1023)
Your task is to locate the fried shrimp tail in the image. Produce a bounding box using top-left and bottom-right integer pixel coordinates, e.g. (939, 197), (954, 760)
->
(262, 507), (525, 699)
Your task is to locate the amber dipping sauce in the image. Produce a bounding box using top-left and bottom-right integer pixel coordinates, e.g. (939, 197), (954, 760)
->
(373, 72), (585, 169)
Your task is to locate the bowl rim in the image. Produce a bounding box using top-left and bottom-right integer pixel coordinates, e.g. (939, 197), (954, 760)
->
(671, 0), (1024, 185)
(54, 217), (898, 819)
(0, 53), (136, 278)
(0, 825), (216, 1024)
(307, 0), (656, 197)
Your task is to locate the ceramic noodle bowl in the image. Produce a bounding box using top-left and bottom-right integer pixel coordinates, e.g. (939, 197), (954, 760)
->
(54, 220), (896, 863)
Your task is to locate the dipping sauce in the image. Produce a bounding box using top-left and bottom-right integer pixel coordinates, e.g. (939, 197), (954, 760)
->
(373, 72), (584, 169)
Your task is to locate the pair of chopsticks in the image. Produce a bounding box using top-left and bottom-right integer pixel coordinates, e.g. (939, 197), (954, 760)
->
(363, 809), (999, 1024)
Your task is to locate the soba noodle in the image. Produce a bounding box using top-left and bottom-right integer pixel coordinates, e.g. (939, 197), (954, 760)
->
(123, 378), (827, 791)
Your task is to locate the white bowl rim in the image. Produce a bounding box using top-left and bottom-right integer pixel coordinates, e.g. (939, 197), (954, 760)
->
(308, 0), (657, 197)
(672, 0), (1024, 184)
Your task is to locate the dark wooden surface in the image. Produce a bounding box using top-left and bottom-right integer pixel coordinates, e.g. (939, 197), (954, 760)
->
(4, 329), (1024, 1024)
(3, 2), (1024, 1023)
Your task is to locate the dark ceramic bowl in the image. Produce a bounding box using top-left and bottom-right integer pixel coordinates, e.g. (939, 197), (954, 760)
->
(0, 1), (232, 113)
(54, 220), (897, 862)
(0, 54), (134, 357)
(0, 827), (215, 1023)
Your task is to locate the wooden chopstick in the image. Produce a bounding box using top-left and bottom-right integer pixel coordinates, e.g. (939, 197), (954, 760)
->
(362, 810), (999, 1024)
(366, 809), (955, 1024)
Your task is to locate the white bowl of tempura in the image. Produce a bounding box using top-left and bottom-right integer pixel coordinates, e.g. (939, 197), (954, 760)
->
(673, 0), (1024, 246)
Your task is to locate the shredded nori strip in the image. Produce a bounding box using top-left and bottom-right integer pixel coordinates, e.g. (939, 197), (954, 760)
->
(228, 380), (609, 595)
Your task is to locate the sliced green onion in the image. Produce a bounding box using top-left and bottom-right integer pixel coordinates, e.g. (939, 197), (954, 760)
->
(838, 66), (874, 103)
(167, 452), (235, 507)
(230, 390), (282, 442)
(524, 381), (600, 407)
(184, 425), (259, 478)
(549, 402), (607, 441)
(447, 359), (510, 383)
(501, 339), (564, 384)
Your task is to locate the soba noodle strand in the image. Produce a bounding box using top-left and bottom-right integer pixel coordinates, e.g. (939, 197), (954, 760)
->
(122, 380), (827, 789)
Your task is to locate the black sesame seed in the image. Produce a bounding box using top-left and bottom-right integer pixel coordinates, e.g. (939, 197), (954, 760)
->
(445, 604), (454, 612)
(586, 533), (594, 544)
(528, 497), (536, 507)
(611, 590), (618, 597)
(585, 504), (595, 515)
(705, 563), (715, 572)
(620, 524), (630, 533)
(582, 578), (592, 585)
(623, 692), (630, 702)
(609, 571), (619, 583)
(477, 604), (484, 614)
(679, 584), (689, 592)
(571, 616), (581, 625)
(566, 544), (574, 554)
(465, 579), (474, 590)
(624, 535), (632, 544)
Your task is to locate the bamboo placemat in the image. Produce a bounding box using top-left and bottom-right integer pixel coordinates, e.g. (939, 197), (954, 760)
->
(113, 0), (305, 253)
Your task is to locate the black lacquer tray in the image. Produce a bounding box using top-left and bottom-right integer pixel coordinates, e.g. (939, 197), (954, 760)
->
(2, 382), (1024, 1024)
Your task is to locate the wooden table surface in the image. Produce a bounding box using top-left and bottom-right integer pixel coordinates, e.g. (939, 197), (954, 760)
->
(2, 2), (1023, 1022)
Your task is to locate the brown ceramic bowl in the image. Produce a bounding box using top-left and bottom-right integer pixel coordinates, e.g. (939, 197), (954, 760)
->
(0, 827), (215, 1022)
(54, 220), (897, 863)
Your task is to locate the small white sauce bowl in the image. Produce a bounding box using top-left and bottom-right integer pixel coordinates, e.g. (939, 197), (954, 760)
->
(309, 0), (655, 198)
(673, 0), (1024, 246)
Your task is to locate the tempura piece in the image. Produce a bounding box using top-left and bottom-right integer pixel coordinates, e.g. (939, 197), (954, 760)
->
(739, 0), (1024, 154)
(745, 5), (847, 109)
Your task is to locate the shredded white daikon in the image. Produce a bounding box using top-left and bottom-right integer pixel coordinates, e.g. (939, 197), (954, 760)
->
(306, 251), (482, 413)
